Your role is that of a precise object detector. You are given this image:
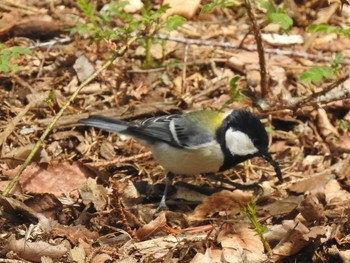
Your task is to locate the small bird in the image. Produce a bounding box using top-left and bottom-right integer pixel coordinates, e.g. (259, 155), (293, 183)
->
(79, 109), (282, 210)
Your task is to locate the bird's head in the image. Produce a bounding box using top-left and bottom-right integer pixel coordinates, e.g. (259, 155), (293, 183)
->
(217, 110), (282, 182)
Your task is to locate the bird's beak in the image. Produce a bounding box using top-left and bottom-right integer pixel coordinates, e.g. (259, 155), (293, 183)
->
(260, 151), (283, 183)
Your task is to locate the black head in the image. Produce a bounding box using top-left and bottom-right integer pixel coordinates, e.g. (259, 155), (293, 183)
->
(217, 110), (282, 182)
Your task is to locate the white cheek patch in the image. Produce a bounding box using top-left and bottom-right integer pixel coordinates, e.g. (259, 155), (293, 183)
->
(225, 128), (259, 156)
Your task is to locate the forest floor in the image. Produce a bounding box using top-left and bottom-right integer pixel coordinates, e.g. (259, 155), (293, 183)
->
(1, 0), (350, 262)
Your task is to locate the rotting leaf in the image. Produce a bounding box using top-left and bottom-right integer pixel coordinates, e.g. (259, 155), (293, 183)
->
(135, 212), (167, 241)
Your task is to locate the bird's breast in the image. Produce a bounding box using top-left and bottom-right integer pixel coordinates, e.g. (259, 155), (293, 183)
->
(150, 141), (224, 175)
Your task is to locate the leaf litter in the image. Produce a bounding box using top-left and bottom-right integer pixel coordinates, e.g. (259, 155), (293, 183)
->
(1, 0), (350, 262)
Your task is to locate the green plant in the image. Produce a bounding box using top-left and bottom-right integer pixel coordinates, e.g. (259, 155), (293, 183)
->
(220, 76), (246, 111)
(0, 45), (30, 73)
(300, 55), (342, 85)
(72, 0), (186, 68)
(299, 65), (337, 84)
(201, 0), (237, 13)
(255, 0), (293, 31)
(306, 23), (350, 37)
(201, 0), (293, 32)
(243, 197), (271, 253)
(339, 119), (350, 132)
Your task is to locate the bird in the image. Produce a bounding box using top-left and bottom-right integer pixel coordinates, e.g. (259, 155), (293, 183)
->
(79, 109), (282, 210)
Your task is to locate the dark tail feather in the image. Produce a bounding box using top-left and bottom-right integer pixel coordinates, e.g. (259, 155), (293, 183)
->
(79, 115), (129, 133)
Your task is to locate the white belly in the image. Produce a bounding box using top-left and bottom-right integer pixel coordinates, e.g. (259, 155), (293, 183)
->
(150, 141), (224, 175)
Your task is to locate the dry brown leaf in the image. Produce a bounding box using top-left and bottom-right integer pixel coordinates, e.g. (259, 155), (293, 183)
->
(52, 223), (99, 245)
(24, 193), (62, 219)
(334, 133), (350, 151)
(324, 179), (350, 205)
(135, 212), (167, 241)
(69, 245), (86, 263)
(317, 108), (340, 138)
(2, 235), (68, 262)
(0, 195), (41, 223)
(163, 0), (201, 18)
(90, 253), (113, 263)
(73, 55), (95, 83)
(288, 173), (333, 195)
(189, 190), (252, 220)
(3, 143), (41, 169)
(268, 220), (310, 259)
(79, 178), (109, 211)
(297, 194), (326, 223)
(190, 248), (222, 263)
(218, 224), (263, 253)
(4, 160), (96, 196)
(263, 195), (304, 216)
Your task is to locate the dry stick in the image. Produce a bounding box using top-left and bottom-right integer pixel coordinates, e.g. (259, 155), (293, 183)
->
(155, 35), (350, 65)
(295, 73), (350, 109)
(2, 36), (138, 196)
(244, 0), (269, 98)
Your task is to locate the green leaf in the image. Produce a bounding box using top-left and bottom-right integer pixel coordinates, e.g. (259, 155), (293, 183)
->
(300, 66), (335, 84)
(163, 15), (186, 31)
(269, 12), (293, 30)
(201, 0), (235, 13)
(265, 127), (275, 134)
(306, 23), (339, 34)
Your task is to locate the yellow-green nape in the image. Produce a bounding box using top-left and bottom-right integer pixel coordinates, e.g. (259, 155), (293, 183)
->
(185, 110), (227, 133)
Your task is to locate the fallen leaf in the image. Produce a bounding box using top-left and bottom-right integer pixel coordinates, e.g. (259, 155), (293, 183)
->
(189, 190), (252, 220)
(317, 108), (340, 138)
(163, 0), (201, 18)
(135, 212), (167, 241)
(79, 178), (109, 211)
(190, 248), (222, 263)
(4, 160), (96, 196)
(3, 235), (68, 262)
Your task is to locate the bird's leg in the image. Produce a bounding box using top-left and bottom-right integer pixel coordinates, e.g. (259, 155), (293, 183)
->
(156, 172), (175, 211)
(204, 173), (261, 190)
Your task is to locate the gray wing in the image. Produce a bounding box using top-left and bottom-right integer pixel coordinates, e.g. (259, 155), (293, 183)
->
(133, 114), (215, 148)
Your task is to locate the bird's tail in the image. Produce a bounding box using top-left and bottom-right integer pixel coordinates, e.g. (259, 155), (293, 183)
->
(79, 115), (129, 133)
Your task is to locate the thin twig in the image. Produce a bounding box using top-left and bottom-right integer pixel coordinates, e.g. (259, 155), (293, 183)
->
(155, 35), (350, 65)
(295, 73), (350, 109)
(2, 36), (138, 196)
(244, 0), (269, 97)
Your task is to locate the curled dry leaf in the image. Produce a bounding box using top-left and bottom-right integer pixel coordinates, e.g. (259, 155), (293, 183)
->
(217, 224), (267, 262)
(324, 179), (350, 205)
(79, 178), (109, 212)
(189, 190), (252, 220)
(317, 108), (340, 138)
(2, 235), (68, 262)
(135, 212), (167, 241)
